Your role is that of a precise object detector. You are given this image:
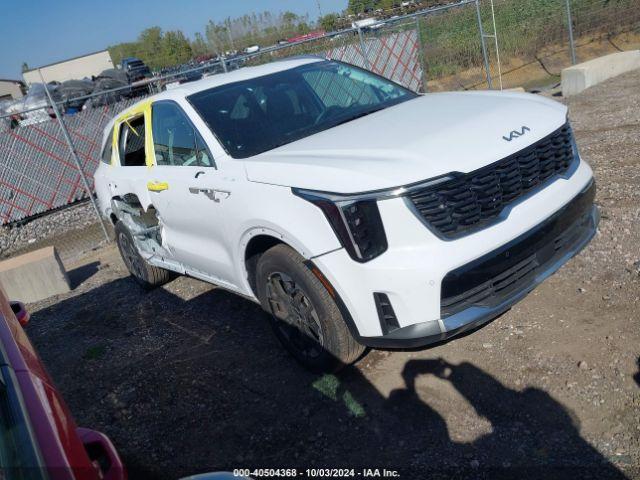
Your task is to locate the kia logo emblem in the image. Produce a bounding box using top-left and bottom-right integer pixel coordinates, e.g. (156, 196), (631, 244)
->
(503, 126), (531, 142)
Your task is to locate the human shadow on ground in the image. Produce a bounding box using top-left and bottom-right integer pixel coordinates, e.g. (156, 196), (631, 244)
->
(27, 276), (628, 480)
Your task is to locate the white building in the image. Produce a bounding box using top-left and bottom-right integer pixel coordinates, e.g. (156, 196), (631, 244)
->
(0, 79), (25, 100)
(23, 50), (114, 86)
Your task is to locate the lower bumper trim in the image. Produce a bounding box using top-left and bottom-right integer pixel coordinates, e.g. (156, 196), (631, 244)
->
(358, 203), (599, 349)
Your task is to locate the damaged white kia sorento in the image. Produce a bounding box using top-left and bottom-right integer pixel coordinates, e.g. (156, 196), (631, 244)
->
(94, 58), (598, 372)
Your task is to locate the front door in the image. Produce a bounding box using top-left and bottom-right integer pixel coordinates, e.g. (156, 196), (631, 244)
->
(145, 101), (237, 288)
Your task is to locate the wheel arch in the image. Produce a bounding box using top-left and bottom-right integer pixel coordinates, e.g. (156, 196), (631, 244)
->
(240, 227), (315, 299)
(242, 233), (366, 353)
(243, 235), (297, 299)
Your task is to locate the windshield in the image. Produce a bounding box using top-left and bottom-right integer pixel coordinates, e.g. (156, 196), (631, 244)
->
(187, 60), (417, 158)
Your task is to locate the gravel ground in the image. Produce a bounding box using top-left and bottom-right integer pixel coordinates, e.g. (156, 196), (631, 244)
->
(24, 70), (640, 480)
(0, 200), (109, 263)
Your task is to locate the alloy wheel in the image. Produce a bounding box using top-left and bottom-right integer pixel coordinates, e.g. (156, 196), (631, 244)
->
(266, 272), (324, 359)
(119, 232), (145, 280)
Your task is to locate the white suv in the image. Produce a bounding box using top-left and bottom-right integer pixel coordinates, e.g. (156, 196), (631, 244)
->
(94, 58), (598, 371)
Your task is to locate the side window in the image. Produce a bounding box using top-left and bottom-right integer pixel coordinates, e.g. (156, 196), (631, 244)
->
(195, 133), (212, 167)
(101, 127), (114, 164)
(118, 116), (146, 167)
(152, 102), (214, 167)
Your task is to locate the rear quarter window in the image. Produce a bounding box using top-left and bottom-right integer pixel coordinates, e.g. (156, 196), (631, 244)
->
(118, 116), (147, 167)
(100, 127), (114, 164)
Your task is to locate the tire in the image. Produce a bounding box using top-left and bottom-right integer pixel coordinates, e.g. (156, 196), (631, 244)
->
(115, 221), (174, 289)
(256, 244), (365, 372)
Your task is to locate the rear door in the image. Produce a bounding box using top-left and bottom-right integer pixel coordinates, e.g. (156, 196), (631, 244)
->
(145, 100), (238, 288)
(106, 101), (156, 215)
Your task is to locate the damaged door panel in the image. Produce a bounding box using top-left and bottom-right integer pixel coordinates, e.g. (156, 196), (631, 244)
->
(110, 195), (186, 275)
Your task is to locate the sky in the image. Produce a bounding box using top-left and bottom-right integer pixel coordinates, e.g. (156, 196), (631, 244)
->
(1, 0), (347, 80)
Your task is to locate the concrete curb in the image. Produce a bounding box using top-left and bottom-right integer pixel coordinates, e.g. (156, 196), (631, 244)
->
(561, 50), (640, 97)
(0, 246), (70, 303)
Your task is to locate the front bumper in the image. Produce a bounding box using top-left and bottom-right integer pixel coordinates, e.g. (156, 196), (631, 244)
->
(366, 182), (598, 348)
(368, 200), (598, 350)
(313, 159), (597, 347)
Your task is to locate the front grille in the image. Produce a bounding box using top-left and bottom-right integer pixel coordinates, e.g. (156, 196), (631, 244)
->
(408, 123), (575, 239)
(440, 180), (596, 318)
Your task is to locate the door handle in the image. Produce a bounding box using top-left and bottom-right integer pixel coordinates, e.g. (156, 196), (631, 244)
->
(147, 181), (169, 192)
(188, 187), (230, 202)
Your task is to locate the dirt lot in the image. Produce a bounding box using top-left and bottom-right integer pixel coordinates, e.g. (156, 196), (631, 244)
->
(26, 70), (640, 479)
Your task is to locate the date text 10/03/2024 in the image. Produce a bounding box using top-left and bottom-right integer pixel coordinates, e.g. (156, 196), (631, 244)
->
(233, 469), (401, 478)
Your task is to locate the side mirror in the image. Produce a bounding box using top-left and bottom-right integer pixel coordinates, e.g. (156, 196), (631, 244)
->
(10, 301), (29, 327)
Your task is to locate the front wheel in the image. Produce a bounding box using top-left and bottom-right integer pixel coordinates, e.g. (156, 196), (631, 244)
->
(256, 244), (365, 372)
(115, 221), (174, 289)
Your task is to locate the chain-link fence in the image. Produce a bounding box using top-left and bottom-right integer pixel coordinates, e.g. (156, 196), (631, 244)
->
(475, 0), (640, 90)
(1, 0), (638, 265)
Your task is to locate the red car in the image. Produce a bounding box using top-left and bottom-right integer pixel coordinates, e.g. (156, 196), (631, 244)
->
(0, 286), (126, 480)
(286, 30), (326, 43)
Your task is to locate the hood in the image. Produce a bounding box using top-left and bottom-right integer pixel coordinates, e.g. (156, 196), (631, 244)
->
(244, 91), (567, 193)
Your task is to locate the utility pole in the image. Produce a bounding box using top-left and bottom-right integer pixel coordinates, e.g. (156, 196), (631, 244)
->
(475, 0), (493, 89)
(565, 0), (577, 65)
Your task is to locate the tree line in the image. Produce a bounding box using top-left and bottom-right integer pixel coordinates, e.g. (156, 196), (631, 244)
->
(347, 0), (405, 14)
(107, 2), (441, 70)
(108, 11), (315, 70)
(346, 0), (445, 14)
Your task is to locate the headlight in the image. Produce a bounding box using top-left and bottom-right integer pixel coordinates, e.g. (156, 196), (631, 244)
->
(293, 175), (454, 262)
(293, 190), (388, 262)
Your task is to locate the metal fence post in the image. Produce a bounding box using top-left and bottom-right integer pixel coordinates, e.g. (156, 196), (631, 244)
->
(565, 0), (577, 65)
(38, 70), (111, 243)
(475, 0), (493, 89)
(415, 16), (428, 93)
(357, 27), (372, 70)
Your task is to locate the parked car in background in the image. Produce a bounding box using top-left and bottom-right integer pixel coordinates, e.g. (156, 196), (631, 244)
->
(286, 31), (326, 43)
(243, 45), (260, 54)
(178, 67), (204, 85)
(351, 17), (383, 30)
(120, 57), (151, 82)
(94, 58), (598, 372)
(0, 285), (126, 479)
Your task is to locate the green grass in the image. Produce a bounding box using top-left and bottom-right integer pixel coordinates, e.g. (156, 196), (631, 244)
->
(312, 374), (366, 418)
(246, 0), (639, 86)
(418, 0), (640, 80)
